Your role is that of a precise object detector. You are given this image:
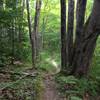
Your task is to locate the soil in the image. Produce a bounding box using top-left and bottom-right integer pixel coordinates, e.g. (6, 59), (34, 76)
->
(42, 74), (65, 100)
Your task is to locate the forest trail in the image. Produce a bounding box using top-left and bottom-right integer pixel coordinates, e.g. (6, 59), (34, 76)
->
(42, 73), (65, 100)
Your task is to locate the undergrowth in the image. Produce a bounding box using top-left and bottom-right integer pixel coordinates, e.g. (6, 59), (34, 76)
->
(0, 64), (44, 100)
(55, 75), (99, 100)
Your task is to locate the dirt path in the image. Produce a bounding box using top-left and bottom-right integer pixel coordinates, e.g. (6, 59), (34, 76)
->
(42, 74), (65, 100)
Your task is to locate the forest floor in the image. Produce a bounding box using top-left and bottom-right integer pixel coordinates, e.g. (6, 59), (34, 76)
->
(42, 73), (65, 100)
(0, 63), (100, 100)
(0, 63), (65, 100)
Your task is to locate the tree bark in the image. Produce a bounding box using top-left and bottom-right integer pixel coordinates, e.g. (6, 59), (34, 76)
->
(72, 0), (100, 76)
(11, 20), (15, 65)
(33, 0), (42, 62)
(70, 0), (87, 74)
(26, 0), (41, 68)
(60, 0), (67, 72)
(75, 0), (87, 37)
(67, 0), (74, 70)
(26, 0), (36, 67)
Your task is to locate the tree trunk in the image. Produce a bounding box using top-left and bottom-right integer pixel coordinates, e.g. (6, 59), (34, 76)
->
(26, 0), (41, 68)
(26, 0), (36, 67)
(11, 21), (15, 64)
(60, 0), (67, 72)
(33, 0), (42, 62)
(72, 0), (100, 76)
(75, 0), (87, 36)
(70, 0), (87, 75)
(67, 0), (74, 71)
(18, 0), (25, 43)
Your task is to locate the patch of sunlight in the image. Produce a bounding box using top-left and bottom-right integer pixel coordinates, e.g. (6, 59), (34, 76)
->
(45, 58), (61, 74)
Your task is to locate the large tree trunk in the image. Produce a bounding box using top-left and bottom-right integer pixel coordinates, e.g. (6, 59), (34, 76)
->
(70, 0), (87, 75)
(67, 0), (74, 71)
(75, 0), (87, 36)
(60, 0), (67, 72)
(72, 0), (100, 76)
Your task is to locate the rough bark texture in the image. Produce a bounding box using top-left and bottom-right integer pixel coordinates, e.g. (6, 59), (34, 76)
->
(70, 0), (87, 75)
(72, 0), (100, 76)
(76, 0), (87, 37)
(60, 0), (67, 71)
(67, 0), (74, 70)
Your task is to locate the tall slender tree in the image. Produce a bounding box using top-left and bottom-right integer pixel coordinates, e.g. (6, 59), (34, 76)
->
(26, 0), (42, 68)
(33, 0), (42, 60)
(26, 0), (36, 67)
